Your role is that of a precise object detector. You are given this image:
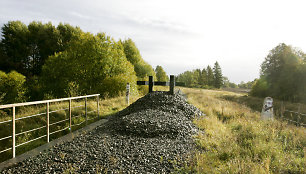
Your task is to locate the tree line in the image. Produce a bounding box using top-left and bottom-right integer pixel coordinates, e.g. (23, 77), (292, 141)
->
(0, 21), (168, 104)
(176, 61), (223, 89)
(250, 43), (306, 103)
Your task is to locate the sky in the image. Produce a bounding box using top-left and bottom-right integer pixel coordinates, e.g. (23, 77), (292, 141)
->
(1, 0), (306, 83)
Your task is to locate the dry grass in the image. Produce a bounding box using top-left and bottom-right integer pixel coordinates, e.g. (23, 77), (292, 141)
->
(179, 87), (305, 174)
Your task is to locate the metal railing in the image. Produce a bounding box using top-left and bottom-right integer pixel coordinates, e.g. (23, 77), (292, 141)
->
(281, 110), (306, 127)
(0, 94), (100, 159)
(279, 102), (306, 127)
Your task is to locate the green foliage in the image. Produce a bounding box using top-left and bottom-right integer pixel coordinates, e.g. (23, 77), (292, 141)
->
(206, 65), (214, 86)
(0, 21), (29, 75)
(0, 21), (81, 77)
(176, 63), (224, 89)
(155, 65), (169, 81)
(252, 43), (306, 102)
(122, 38), (155, 79)
(213, 61), (223, 88)
(41, 32), (137, 98)
(0, 70), (26, 104)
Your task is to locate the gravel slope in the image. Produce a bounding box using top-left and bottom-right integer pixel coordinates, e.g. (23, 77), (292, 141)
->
(1, 91), (203, 173)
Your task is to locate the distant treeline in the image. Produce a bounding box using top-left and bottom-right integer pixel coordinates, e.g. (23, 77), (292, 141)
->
(0, 21), (168, 104)
(250, 43), (306, 103)
(176, 61), (223, 89)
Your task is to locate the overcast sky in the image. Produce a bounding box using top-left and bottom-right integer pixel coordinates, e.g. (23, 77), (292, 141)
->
(1, 0), (306, 83)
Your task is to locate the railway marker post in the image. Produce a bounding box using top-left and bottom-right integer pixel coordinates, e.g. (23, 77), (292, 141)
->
(126, 83), (130, 105)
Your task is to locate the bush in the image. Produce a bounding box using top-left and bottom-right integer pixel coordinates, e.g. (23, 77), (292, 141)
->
(41, 32), (137, 98)
(0, 70), (26, 104)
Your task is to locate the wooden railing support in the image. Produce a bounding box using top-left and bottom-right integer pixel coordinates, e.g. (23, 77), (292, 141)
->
(149, 76), (153, 93)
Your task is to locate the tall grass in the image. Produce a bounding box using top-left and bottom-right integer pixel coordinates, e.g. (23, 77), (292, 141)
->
(179, 88), (305, 174)
(0, 94), (141, 163)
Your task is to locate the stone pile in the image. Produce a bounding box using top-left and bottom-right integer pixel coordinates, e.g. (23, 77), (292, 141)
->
(1, 91), (204, 173)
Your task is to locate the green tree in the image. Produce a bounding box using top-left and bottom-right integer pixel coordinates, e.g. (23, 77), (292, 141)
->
(206, 65), (214, 86)
(213, 61), (223, 88)
(155, 65), (169, 81)
(0, 21), (29, 75)
(252, 43), (306, 102)
(122, 38), (155, 79)
(0, 70), (26, 104)
(41, 32), (137, 98)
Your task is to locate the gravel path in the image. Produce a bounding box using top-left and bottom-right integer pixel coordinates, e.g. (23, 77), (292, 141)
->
(1, 91), (203, 173)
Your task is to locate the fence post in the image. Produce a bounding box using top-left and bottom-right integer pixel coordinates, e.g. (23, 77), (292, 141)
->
(97, 95), (99, 119)
(69, 99), (72, 132)
(12, 106), (15, 158)
(170, 75), (175, 95)
(280, 101), (284, 118)
(149, 76), (153, 93)
(85, 97), (87, 125)
(297, 104), (301, 126)
(46, 102), (49, 143)
(126, 83), (130, 105)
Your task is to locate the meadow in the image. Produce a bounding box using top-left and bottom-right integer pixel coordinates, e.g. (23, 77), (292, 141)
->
(180, 88), (305, 173)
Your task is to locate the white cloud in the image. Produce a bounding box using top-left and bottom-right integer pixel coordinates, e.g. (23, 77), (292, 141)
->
(1, 0), (306, 83)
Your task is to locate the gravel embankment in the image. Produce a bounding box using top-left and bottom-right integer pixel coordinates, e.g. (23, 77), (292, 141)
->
(1, 91), (204, 173)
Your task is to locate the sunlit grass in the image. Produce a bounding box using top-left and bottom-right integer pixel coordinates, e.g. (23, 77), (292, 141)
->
(179, 87), (306, 174)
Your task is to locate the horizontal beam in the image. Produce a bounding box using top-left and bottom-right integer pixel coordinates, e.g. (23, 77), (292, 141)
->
(0, 94), (100, 109)
(137, 81), (185, 87)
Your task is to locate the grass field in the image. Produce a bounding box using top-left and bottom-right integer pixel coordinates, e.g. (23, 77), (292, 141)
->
(179, 88), (305, 174)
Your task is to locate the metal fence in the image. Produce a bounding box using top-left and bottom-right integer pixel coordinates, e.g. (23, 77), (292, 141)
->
(279, 102), (306, 127)
(0, 94), (100, 159)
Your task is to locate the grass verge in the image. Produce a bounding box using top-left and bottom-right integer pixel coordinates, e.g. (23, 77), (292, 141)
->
(179, 88), (305, 174)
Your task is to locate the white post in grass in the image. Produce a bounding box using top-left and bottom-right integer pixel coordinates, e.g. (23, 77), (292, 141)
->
(126, 83), (130, 105)
(261, 97), (274, 120)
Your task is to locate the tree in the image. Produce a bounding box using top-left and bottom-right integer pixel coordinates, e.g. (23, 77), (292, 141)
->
(252, 43), (306, 102)
(0, 21), (80, 77)
(206, 65), (214, 86)
(155, 65), (169, 81)
(0, 21), (29, 75)
(0, 70), (26, 104)
(122, 38), (155, 79)
(213, 61), (223, 88)
(200, 68), (207, 86)
(41, 32), (137, 98)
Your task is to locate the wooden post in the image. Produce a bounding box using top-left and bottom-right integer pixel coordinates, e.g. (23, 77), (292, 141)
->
(46, 102), (49, 143)
(12, 106), (15, 158)
(170, 75), (175, 95)
(69, 99), (72, 132)
(297, 104), (301, 126)
(149, 76), (153, 93)
(280, 101), (284, 118)
(97, 95), (99, 119)
(85, 97), (87, 125)
(126, 83), (130, 105)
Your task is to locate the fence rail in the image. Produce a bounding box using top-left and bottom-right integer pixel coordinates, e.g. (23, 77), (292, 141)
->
(279, 102), (306, 127)
(0, 94), (100, 160)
